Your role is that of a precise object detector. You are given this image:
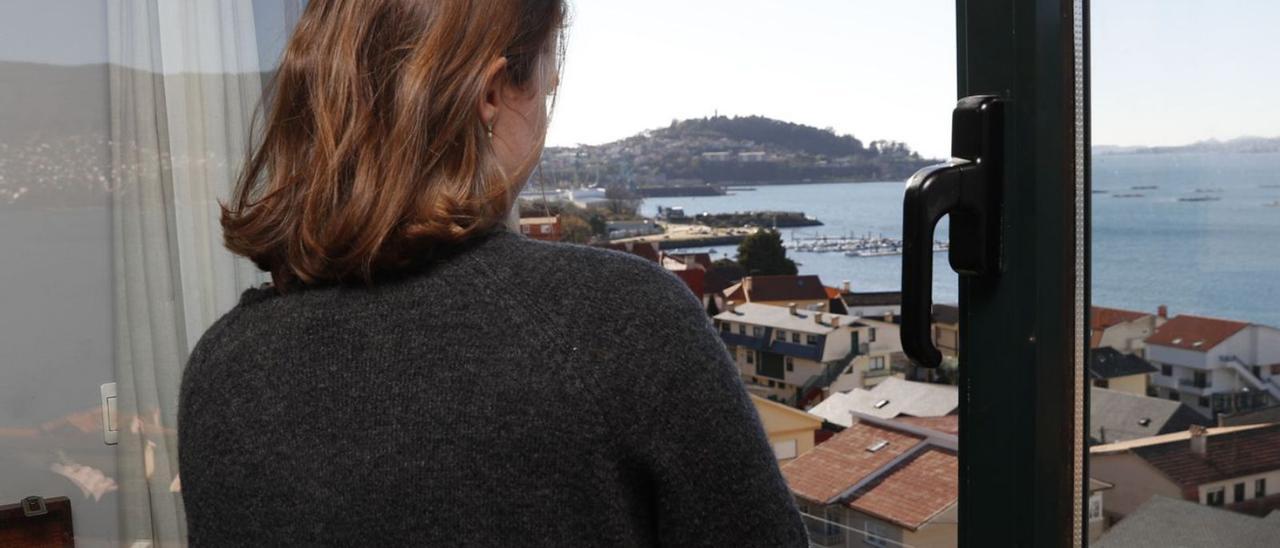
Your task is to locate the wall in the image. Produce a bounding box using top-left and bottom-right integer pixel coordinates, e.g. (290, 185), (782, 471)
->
(902, 503), (959, 548)
(1089, 452), (1184, 518)
(1196, 469), (1280, 505)
(1106, 373), (1148, 396)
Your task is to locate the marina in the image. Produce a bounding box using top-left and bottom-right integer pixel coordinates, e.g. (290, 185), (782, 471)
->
(784, 234), (948, 257)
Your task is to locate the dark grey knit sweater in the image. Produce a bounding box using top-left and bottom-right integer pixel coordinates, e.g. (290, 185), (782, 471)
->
(178, 228), (809, 546)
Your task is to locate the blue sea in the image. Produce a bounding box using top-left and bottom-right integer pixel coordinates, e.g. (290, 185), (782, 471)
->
(640, 152), (1280, 327)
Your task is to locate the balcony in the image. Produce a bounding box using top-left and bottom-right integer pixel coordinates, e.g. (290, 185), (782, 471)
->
(720, 332), (768, 351)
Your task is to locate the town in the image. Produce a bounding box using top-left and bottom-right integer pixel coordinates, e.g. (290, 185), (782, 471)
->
(518, 205), (1280, 547)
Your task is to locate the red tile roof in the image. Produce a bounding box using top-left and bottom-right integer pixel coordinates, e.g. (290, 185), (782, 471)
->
(601, 241), (661, 262)
(848, 447), (959, 530)
(1092, 306), (1150, 330)
(1132, 424), (1280, 489)
(723, 275), (828, 303)
(1145, 314), (1250, 352)
(781, 422), (922, 504)
(895, 415), (960, 436)
(781, 418), (959, 531)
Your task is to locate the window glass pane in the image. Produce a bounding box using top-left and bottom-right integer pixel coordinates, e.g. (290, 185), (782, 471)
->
(0, 1), (300, 544)
(1090, 1), (1280, 544)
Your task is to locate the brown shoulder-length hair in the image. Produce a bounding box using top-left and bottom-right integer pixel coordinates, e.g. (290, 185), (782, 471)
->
(223, 0), (566, 292)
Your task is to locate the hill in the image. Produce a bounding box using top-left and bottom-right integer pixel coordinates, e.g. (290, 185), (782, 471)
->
(1094, 136), (1280, 155)
(539, 115), (934, 188)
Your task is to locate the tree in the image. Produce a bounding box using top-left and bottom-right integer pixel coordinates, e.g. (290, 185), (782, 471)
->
(736, 229), (797, 276)
(559, 215), (592, 244)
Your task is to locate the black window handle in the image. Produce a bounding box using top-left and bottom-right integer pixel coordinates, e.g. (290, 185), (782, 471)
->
(901, 95), (1005, 368)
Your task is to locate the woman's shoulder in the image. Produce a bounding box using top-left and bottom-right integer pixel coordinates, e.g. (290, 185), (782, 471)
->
(478, 230), (702, 312)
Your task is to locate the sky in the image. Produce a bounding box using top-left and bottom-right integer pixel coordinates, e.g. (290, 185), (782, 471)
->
(1, 1), (1276, 158)
(546, 0), (1280, 158)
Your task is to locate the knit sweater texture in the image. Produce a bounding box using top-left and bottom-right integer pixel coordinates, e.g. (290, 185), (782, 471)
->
(178, 229), (810, 546)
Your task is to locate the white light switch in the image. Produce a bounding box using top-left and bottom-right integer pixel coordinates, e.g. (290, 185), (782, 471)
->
(101, 382), (118, 445)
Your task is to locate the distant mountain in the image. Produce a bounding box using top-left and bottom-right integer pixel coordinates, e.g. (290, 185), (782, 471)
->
(1094, 136), (1280, 155)
(539, 115), (934, 187)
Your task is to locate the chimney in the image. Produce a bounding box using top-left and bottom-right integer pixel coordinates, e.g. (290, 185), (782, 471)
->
(842, 280), (851, 293)
(788, 302), (798, 316)
(726, 300), (737, 314)
(814, 312), (824, 325)
(831, 316), (841, 328)
(1189, 424), (1208, 457)
(1158, 305), (1168, 319)
(743, 276), (754, 296)
(684, 255), (695, 268)
(884, 311), (894, 323)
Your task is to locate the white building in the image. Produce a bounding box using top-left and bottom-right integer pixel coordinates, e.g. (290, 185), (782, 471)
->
(1146, 314), (1280, 416)
(714, 302), (881, 407)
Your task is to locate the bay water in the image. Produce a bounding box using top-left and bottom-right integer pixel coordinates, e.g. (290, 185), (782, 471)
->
(640, 152), (1280, 326)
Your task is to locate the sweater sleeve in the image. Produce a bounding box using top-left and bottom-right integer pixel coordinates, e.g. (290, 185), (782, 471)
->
(600, 267), (810, 547)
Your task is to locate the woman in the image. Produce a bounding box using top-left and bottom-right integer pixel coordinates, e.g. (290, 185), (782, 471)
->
(178, 1), (809, 546)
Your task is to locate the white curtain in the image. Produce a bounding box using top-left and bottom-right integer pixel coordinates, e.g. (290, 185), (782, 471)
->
(108, 1), (269, 545)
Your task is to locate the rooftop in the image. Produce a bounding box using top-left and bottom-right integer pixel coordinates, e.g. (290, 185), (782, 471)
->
(1089, 347), (1159, 380)
(1091, 306), (1151, 330)
(1089, 387), (1211, 444)
(841, 291), (903, 307)
(714, 302), (856, 336)
(807, 378), (958, 426)
(1093, 423), (1280, 489)
(932, 303), (959, 325)
(781, 414), (958, 531)
(1145, 314), (1250, 352)
(1094, 496), (1280, 548)
(723, 274), (829, 303)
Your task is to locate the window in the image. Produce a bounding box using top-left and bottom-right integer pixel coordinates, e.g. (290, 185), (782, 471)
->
(1257, 479), (1267, 498)
(738, 323), (747, 335)
(1235, 482), (1246, 503)
(1088, 493), (1103, 522)
(785, 357), (794, 371)
(870, 356), (886, 371)
(1168, 391), (1180, 402)
(806, 334), (819, 346)
(868, 328), (877, 342)
(1094, 379), (1110, 388)
(772, 439), (798, 460)
(746, 351), (755, 364)
(1198, 396), (1210, 408)
(776, 330), (786, 341)
(752, 326), (765, 338)
(539, 224), (552, 234)
(863, 519), (891, 547)
(719, 321), (730, 333)
(791, 332), (800, 343)
(1207, 488), (1225, 506)
(1193, 371), (1208, 388)
(1161, 364), (1173, 376)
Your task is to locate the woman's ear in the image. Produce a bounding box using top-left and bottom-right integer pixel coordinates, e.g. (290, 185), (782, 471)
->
(478, 56), (510, 129)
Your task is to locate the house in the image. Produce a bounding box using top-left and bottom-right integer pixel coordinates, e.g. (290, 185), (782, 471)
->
(808, 378), (958, 427)
(721, 275), (831, 312)
(1145, 314), (1280, 416)
(782, 413), (959, 547)
(835, 280), (902, 318)
(517, 216), (561, 241)
(1092, 305), (1165, 356)
(932, 304), (960, 359)
(1090, 347), (1158, 395)
(824, 317), (904, 390)
(1089, 387), (1211, 444)
(1094, 495), (1280, 548)
(1090, 423), (1280, 522)
(713, 302), (868, 407)
(750, 394), (824, 463)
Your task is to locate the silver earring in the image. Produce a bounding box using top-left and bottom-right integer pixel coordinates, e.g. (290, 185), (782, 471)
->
(486, 122), (495, 140)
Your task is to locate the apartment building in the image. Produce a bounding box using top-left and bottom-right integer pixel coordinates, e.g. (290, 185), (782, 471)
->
(1145, 315), (1280, 416)
(1090, 424), (1280, 522)
(714, 302), (869, 407)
